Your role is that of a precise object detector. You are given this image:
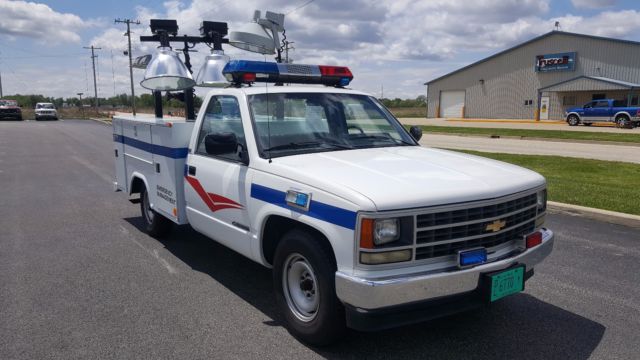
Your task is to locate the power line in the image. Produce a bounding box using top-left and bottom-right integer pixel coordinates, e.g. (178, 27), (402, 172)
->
(83, 45), (101, 109)
(286, 0), (315, 15)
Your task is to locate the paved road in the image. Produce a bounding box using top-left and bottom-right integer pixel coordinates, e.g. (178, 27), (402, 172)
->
(1, 120), (639, 359)
(400, 117), (640, 133)
(419, 134), (640, 164)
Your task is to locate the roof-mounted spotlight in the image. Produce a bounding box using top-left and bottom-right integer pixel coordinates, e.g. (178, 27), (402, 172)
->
(140, 19), (196, 91)
(228, 10), (285, 61)
(196, 21), (231, 87)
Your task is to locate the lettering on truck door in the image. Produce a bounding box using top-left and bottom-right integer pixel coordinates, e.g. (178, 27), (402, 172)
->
(185, 95), (252, 255)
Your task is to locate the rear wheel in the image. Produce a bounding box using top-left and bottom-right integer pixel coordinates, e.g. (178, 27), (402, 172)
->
(567, 115), (580, 126)
(273, 229), (345, 346)
(616, 115), (632, 129)
(140, 186), (172, 237)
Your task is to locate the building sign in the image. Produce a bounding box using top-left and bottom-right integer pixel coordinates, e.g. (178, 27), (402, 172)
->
(535, 52), (576, 72)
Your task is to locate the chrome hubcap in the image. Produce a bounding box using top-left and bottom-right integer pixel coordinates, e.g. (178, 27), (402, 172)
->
(282, 253), (319, 322)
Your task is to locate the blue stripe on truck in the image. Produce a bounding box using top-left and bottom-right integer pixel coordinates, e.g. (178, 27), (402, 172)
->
(250, 183), (357, 230)
(113, 134), (188, 159)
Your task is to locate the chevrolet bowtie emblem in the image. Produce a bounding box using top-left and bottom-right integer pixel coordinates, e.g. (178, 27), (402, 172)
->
(486, 219), (506, 232)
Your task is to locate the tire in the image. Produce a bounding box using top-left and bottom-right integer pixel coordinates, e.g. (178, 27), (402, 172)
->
(567, 114), (580, 126)
(616, 115), (632, 129)
(140, 185), (172, 237)
(273, 229), (345, 346)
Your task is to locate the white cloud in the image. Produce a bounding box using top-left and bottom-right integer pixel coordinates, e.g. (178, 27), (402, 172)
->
(0, 0), (90, 44)
(571, 0), (617, 9)
(8, 0), (640, 99)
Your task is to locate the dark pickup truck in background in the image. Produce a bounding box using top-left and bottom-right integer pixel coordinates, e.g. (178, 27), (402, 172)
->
(565, 99), (640, 128)
(0, 99), (23, 121)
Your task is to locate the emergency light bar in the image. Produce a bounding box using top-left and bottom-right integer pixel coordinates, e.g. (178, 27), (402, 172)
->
(222, 60), (353, 87)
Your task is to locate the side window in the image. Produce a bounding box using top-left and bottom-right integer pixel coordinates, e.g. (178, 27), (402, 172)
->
(196, 96), (246, 162)
(595, 100), (610, 108)
(583, 102), (594, 109)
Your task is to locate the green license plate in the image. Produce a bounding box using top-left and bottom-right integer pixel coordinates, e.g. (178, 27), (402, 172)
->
(489, 266), (524, 302)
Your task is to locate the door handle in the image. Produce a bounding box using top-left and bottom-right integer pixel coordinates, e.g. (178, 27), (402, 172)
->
(188, 165), (196, 176)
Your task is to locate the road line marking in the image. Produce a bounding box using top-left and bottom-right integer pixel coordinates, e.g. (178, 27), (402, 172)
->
(118, 225), (178, 274)
(70, 155), (113, 184)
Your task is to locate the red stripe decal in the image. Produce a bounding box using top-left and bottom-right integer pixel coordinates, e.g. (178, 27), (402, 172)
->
(185, 176), (244, 212)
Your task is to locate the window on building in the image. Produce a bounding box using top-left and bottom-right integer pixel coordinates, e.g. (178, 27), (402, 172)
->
(592, 93), (606, 100)
(562, 95), (576, 106)
(524, 99), (533, 106)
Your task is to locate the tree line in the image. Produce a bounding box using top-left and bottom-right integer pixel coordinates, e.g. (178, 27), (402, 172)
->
(2, 93), (203, 109)
(378, 95), (426, 108)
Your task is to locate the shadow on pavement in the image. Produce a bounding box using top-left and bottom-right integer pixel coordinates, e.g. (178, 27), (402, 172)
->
(126, 217), (605, 360)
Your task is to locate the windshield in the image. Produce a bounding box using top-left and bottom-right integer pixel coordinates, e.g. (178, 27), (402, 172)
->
(248, 92), (416, 158)
(37, 104), (55, 109)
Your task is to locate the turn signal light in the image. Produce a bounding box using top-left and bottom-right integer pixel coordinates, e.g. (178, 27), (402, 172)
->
(360, 219), (375, 249)
(526, 231), (542, 249)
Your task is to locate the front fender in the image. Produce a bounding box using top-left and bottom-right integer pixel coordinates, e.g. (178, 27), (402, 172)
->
(250, 202), (357, 272)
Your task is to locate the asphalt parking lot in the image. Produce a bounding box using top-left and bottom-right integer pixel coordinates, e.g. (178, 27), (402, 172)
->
(1, 120), (639, 359)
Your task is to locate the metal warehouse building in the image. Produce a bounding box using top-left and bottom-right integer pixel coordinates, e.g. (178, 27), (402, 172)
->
(425, 31), (640, 120)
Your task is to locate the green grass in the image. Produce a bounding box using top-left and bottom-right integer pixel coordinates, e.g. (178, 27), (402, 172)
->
(414, 125), (640, 144)
(452, 150), (640, 215)
(388, 107), (427, 118)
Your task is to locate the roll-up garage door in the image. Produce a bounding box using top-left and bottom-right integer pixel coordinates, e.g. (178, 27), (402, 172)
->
(440, 90), (465, 118)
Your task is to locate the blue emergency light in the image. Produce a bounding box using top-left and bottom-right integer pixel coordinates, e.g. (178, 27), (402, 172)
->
(222, 60), (353, 87)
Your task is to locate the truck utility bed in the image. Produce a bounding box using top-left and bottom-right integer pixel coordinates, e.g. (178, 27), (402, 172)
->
(113, 115), (194, 224)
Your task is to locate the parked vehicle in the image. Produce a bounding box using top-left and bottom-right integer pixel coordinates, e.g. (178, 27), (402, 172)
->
(565, 99), (640, 128)
(113, 60), (553, 345)
(0, 99), (23, 120)
(35, 103), (58, 120)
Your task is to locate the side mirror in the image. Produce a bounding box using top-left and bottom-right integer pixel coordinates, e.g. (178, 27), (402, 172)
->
(205, 132), (238, 155)
(409, 125), (422, 141)
(204, 132), (249, 165)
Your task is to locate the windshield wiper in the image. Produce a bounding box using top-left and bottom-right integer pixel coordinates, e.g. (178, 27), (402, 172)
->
(263, 140), (351, 152)
(350, 134), (414, 146)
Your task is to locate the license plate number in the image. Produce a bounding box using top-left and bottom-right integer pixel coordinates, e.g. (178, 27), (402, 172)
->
(489, 266), (524, 302)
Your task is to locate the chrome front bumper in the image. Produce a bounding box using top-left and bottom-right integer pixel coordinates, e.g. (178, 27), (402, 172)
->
(335, 228), (554, 310)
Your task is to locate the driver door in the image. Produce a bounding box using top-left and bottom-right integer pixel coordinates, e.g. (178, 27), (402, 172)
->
(185, 95), (252, 256)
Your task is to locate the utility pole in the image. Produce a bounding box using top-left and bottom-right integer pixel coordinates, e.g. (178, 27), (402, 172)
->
(283, 40), (295, 63)
(0, 69), (3, 98)
(83, 45), (101, 111)
(115, 18), (140, 115)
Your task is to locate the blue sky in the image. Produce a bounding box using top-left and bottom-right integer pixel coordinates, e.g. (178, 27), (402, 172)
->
(1, 0), (639, 100)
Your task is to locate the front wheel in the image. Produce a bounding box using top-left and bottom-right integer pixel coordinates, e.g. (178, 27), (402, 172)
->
(567, 115), (580, 126)
(273, 229), (345, 346)
(140, 186), (172, 237)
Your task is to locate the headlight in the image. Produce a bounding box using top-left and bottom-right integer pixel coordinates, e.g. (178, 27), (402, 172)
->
(537, 189), (547, 212)
(374, 218), (400, 245)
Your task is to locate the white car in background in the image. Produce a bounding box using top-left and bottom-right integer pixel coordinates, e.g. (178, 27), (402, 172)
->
(35, 103), (58, 120)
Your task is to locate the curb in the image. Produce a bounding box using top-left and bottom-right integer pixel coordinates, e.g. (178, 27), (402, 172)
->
(422, 132), (640, 147)
(548, 201), (640, 229)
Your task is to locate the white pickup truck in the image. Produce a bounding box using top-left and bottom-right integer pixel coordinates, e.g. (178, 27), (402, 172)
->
(113, 61), (553, 345)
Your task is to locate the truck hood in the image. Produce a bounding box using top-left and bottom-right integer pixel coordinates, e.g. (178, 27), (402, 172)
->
(266, 146), (545, 211)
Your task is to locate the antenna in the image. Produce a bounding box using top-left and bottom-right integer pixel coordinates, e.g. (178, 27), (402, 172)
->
(554, 21), (561, 31)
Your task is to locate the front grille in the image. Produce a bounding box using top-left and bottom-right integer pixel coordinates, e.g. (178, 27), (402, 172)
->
(413, 192), (539, 261)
